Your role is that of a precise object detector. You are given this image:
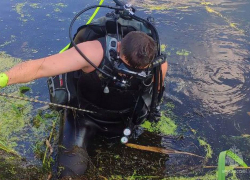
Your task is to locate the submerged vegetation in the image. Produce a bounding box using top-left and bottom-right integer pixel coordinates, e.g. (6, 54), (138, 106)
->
(0, 52), (60, 179)
(0, 52), (32, 151)
(0, 35), (16, 48)
(141, 114), (177, 135)
(198, 137), (213, 161)
(0, 150), (47, 180)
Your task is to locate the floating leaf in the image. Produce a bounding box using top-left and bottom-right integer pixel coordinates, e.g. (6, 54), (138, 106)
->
(242, 134), (250, 138)
(19, 86), (31, 94)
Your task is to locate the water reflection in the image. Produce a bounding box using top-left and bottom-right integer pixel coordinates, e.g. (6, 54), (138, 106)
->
(133, 0), (250, 115)
(134, 0), (250, 176)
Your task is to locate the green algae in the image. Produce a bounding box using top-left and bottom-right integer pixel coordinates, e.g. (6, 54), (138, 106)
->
(19, 86), (31, 94)
(0, 91), (32, 149)
(0, 141), (19, 156)
(142, 4), (189, 11)
(14, 2), (32, 22)
(54, 7), (61, 12)
(198, 138), (213, 161)
(176, 49), (191, 56)
(0, 52), (33, 156)
(15, 3), (26, 17)
(0, 52), (59, 177)
(141, 121), (154, 132)
(141, 114), (177, 135)
(161, 44), (171, 56)
(55, 3), (67, 8)
(161, 44), (167, 52)
(201, 2), (214, 6)
(31, 49), (38, 54)
(0, 35), (16, 48)
(53, 3), (67, 13)
(156, 115), (177, 135)
(29, 3), (39, 9)
(203, 3), (244, 34)
(0, 150), (47, 180)
(166, 102), (175, 109)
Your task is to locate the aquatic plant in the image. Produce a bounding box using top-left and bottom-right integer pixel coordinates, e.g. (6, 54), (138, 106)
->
(0, 141), (19, 157)
(198, 137), (213, 161)
(29, 3), (39, 9)
(201, 1), (244, 33)
(161, 44), (167, 52)
(0, 35), (16, 48)
(141, 114), (177, 135)
(176, 49), (191, 56)
(218, 150), (248, 180)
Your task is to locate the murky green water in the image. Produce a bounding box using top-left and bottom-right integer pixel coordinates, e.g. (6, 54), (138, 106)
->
(0, 0), (250, 179)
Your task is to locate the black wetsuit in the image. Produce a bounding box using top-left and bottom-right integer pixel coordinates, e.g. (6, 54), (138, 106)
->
(77, 37), (151, 123)
(57, 37), (153, 178)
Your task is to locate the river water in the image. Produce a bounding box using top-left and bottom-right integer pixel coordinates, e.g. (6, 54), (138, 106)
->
(0, 0), (250, 179)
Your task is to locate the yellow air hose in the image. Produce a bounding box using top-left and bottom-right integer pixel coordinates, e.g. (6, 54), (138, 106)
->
(59, 0), (105, 53)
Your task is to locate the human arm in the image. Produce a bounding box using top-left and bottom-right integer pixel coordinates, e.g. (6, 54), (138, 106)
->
(4, 40), (103, 86)
(150, 61), (168, 121)
(161, 61), (168, 84)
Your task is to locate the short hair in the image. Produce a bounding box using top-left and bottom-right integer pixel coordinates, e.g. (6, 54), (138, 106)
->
(120, 31), (157, 68)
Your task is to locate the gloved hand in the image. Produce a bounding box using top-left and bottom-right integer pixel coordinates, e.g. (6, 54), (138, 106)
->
(0, 73), (8, 88)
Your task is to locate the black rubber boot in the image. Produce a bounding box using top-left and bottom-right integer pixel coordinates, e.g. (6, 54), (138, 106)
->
(57, 110), (96, 178)
(58, 146), (89, 177)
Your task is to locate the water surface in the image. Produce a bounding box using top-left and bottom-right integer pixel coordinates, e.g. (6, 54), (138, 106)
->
(0, 0), (250, 179)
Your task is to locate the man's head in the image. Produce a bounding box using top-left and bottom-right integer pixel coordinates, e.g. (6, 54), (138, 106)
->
(119, 31), (157, 69)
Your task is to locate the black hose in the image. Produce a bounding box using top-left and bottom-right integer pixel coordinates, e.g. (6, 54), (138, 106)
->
(69, 5), (123, 79)
(149, 66), (160, 118)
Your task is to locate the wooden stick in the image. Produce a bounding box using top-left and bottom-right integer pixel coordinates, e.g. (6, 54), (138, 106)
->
(204, 166), (250, 169)
(125, 143), (204, 158)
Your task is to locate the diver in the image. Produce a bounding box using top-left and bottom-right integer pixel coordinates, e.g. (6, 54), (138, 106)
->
(0, 0), (167, 178)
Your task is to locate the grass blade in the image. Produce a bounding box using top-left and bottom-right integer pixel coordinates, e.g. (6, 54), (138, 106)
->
(218, 150), (248, 180)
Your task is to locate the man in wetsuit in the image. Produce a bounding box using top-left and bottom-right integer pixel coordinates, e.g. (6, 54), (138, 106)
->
(0, 31), (168, 177)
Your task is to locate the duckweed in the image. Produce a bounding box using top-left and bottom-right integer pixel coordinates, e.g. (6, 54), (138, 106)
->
(176, 49), (191, 56)
(141, 114), (177, 135)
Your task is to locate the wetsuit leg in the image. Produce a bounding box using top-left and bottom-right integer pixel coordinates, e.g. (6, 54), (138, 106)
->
(57, 109), (96, 178)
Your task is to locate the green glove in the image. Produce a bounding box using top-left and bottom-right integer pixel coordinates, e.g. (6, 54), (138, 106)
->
(0, 73), (8, 88)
